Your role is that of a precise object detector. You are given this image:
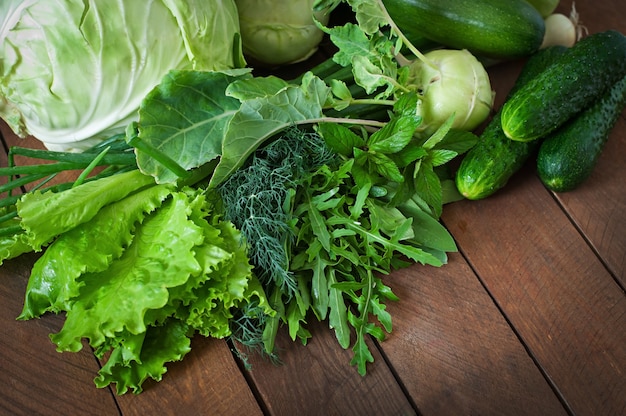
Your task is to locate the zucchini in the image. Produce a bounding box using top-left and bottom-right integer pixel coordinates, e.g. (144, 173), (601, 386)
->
(536, 75), (626, 192)
(501, 30), (626, 142)
(382, 0), (545, 59)
(455, 46), (568, 200)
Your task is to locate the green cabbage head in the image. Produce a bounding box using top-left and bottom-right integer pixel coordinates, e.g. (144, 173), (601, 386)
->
(0, 0), (243, 151)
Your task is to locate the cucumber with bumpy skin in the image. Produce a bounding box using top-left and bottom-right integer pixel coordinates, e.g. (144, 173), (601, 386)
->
(537, 75), (626, 192)
(456, 46), (568, 200)
(382, 0), (545, 59)
(501, 30), (626, 142)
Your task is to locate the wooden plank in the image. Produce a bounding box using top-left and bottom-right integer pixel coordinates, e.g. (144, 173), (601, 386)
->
(547, 0), (626, 285)
(380, 253), (568, 415)
(238, 318), (416, 416)
(0, 253), (120, 416)
(442, 170), (626, 416)
(114, 338), (263, 416)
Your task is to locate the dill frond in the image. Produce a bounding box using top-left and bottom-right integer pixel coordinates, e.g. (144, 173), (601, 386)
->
(218, 127), (338, 299)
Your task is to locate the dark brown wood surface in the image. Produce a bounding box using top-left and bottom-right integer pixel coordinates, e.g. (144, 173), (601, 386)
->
(1, 1), (624, 415)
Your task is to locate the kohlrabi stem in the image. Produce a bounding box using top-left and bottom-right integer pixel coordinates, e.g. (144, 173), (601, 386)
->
(349, 98), (395, 107)
(295, 117), (386, 129)
(374, 0), (439, 72)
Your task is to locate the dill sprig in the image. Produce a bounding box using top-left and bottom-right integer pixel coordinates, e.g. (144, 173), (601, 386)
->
(219, 127), (338, 353)
(218, 127), (338, 297)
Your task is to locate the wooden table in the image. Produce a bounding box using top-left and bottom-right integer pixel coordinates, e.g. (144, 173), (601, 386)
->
(1, 1), (624, 415)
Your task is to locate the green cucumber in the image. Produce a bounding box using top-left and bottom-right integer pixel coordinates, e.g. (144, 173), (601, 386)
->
(537, 75), (626, 192)
(382, 0), (545, 59)
(525, 0), (559, 18)
(455, 46), (568, 200)
(501, 30), (626, 142)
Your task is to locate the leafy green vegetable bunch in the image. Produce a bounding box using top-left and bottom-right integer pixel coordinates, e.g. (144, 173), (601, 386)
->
(0, 0), (481, 393)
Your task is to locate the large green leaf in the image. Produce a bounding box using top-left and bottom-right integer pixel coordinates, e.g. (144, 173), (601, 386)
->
(94, 318), (192, 395)
(17, 169), (155, 250)
(19, 184), (173, 319)
(209, 73), (330, 187)
(134, 70), (249, 183)
(50, 192), (205, 352)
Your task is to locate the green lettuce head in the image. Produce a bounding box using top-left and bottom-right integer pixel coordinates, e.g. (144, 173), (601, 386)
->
(0, 0), (243, 151)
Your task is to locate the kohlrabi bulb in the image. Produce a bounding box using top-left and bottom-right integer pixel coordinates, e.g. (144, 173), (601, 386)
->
(409, 49), (494, 136)
(235, 0), (331, 67)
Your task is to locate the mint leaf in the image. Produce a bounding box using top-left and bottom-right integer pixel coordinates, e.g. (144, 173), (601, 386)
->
(318, 122), (366, 156)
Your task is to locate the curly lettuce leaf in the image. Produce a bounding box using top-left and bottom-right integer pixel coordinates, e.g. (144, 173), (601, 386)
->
(19, 183), (173, 319)
(17, 169), (156, 250)
(94, 318), (192, 395)
(50, 191), (205, 352)
(0, 232), (32, 265)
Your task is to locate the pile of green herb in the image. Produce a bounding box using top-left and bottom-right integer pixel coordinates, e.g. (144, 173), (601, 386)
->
(0, 0), (483, 393)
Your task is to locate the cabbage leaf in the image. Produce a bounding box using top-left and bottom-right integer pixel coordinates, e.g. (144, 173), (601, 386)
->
(0, 0), (243, 151)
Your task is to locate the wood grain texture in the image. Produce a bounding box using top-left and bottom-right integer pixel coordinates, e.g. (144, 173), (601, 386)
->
(114, 338), (263, 416)
(0, 0), (624, 415)
(0, 253), (119, 416)
(381, 253), (568, 415)
(237, 318), (416, 416)
(553, 120), (626, 284)
(442, 171), (626, 416)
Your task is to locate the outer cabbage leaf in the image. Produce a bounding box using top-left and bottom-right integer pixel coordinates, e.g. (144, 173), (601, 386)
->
(50, 192), (205, 352)
(17, 169), (155, 250)
(19, 183), (173, 319)
(134, 70), (249, 184)
(0, 0), (243, 151)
